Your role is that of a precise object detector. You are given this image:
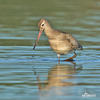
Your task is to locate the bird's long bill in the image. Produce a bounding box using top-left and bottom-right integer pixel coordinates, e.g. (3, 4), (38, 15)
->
(33, 31), (42, 50)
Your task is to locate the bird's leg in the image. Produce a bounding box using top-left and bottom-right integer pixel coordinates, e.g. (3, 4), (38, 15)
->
(64, 51), (77, 61)
(57, 54), (60, 63)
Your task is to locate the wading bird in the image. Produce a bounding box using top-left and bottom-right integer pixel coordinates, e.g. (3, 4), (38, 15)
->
(33, 19), (83, 62)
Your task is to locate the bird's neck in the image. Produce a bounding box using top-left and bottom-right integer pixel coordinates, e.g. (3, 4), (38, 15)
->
(44, 23), (56, 38)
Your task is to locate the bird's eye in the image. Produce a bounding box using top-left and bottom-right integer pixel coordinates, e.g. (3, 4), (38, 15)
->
(41, 24), (44, 26)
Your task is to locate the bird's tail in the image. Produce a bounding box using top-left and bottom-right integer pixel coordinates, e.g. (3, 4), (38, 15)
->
(77, 43), (83, 50)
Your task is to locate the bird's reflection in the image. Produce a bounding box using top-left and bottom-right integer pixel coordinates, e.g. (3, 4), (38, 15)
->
(32, 62), (82, 91)
(46, 63), (75, 87)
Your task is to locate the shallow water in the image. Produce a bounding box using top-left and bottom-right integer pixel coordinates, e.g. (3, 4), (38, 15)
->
(0, 0), (100, 100)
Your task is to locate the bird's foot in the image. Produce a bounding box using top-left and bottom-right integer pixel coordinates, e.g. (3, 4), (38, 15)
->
(64, 58), (74, 61)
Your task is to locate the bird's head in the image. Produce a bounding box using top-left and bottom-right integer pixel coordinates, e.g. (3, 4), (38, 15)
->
(38, 18), (46, 32)
(33, 18), (47, 50)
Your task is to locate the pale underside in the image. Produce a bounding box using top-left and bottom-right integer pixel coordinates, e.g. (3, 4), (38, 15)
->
(49, 39), (73, 55)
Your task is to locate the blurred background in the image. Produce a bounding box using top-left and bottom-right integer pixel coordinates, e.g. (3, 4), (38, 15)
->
(0, 0), (100, 46)
(0, 0), (100, 100)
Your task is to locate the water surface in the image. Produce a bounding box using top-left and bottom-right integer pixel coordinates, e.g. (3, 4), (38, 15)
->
(0, 0), (100, 100)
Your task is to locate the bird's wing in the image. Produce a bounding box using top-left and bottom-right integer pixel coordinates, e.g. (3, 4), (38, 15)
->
(65, 33), (83, 50)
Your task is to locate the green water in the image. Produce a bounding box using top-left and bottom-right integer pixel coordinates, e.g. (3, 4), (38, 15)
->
(0, 0), (100, 100)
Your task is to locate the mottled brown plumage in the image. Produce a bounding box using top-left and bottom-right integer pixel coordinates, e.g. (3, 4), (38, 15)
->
(33, 18), (83, 62)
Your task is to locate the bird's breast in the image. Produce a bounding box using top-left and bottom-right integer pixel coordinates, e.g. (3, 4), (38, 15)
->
(48, 39), (72, 54)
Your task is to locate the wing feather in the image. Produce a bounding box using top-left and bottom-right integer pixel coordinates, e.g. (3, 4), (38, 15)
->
(65, 33), (83, 50)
